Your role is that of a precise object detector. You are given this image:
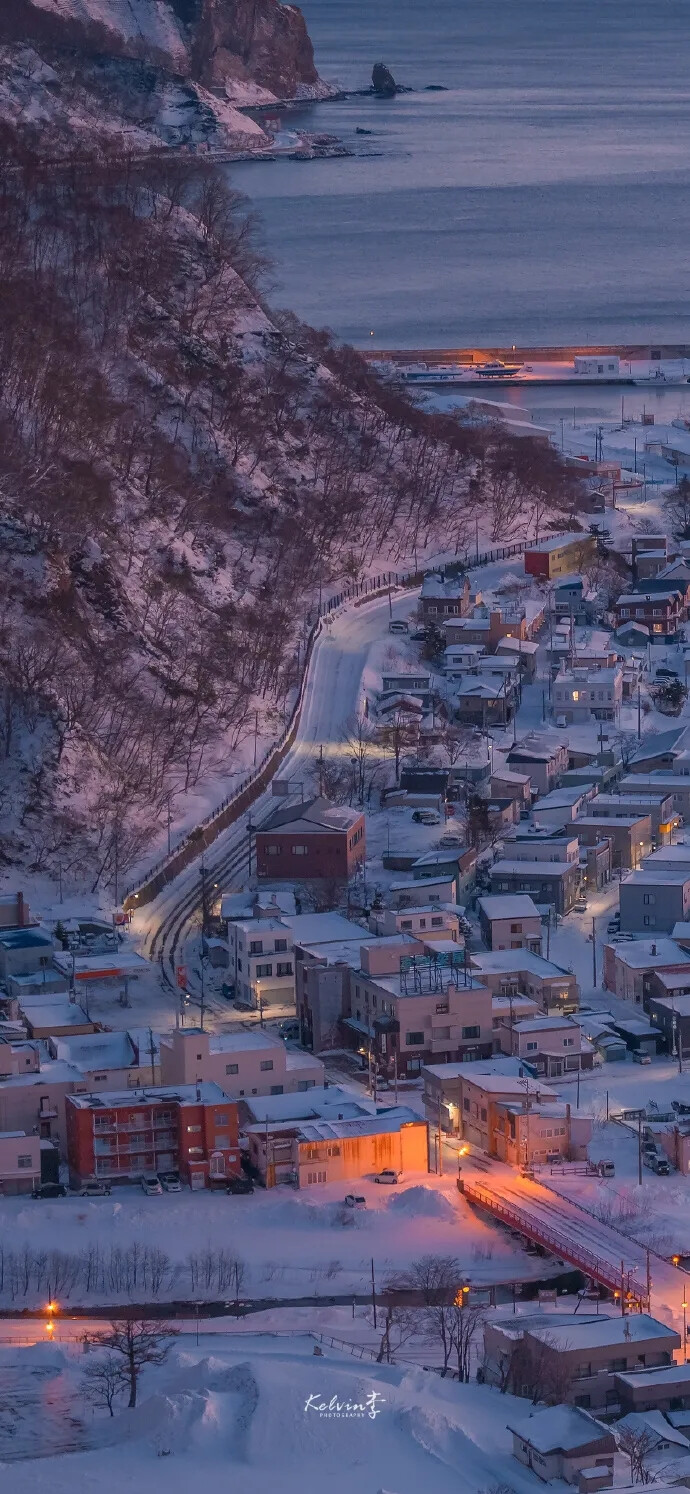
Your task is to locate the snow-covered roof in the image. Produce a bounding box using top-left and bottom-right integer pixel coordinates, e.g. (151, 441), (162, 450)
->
(52, 950), (149, 978)
(607, 940), (690, 969)
(508, 1403), (611, 1453)
(296, 1107), (421, 1143)
(511, 1015), (579, 1033)
(471, 949), (571, 979)
(53, 1029), (157, 1070)
(69, 1082), (231, 1109)
(629, 727), (689, 764)
(281, 913), (367, 946)
(490, 860), (573, 880)
(529, 1314), (679, 1351)
(208, 1030), (283, 1053)
(535, 786), (590, 809)
(526, 532), (593, 555)
(258, 797), (362, 835)
(616, 1412), (690, 1449)
(240, 1086), (373, 1124)
(478, 894), (541, 921)
(420, 573), (468, 600)
(20, 999), (92, 1029)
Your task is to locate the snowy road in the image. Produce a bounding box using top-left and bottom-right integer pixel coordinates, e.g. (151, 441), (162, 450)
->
(130, 588), (415, 1011)
(463, 1157), (688, 1339)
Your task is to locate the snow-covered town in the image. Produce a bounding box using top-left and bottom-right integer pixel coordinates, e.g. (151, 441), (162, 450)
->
(6, 2), (690, 1490)
(7, 485), (690, 1489)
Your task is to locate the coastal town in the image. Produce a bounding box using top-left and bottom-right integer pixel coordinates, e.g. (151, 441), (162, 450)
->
(6, 491), (690, 1487)
(4, 2), (690, 1493)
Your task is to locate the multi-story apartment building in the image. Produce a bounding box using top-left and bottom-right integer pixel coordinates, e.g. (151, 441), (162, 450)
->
(65, 1082), (241, 1189)
(227, 917), (295, 1011)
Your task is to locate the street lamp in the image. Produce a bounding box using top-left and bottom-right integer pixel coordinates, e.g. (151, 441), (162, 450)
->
(683, 1299), (688, 1358)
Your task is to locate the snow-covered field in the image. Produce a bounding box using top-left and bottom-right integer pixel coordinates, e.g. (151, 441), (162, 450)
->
(0, 1174), (548, 1310)
(0, 1333), (554, 1492)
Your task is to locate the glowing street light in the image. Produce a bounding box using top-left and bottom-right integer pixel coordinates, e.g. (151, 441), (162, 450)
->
(683, 1299), (688, 1357)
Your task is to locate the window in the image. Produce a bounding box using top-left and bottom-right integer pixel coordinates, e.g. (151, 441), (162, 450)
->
(292, 845), (308, 855)
(196, 1053), (202, 1061)
(462, 1025), (480, 1040)
(270, 1085), (284, 1095)
(260, 1060), (274, 1072)
(405, 1032), (424, 1046)
(276, 962), (293, 977)
(214, 1135), (228, 1148)
(643, 893), (655, 906)
(526, 1041), (538, 1052)
(510, 923), (521, 933)
(266, 845), (279, 855)
(17, 1154), (32, 1168)
(643, 915), (656, 927)
(255, 963), (273, 977)
(435, 1026), (450, 1040)
(187, 1125), (201, 1133)
(225, 1063), (239, 1075)
(249, 941), (263, 955)
(400, 920), (412, 930)
(563, 1037), (574, 1048)
(188, 1147), (203, 1156)
(480, 1107), (487, 1122)
(215, 1113), (227, 1125)
(435, 1002), (449, 1015)
(463, 1097), (470, 1111)
(306, 1170), (327, 1184)
(297, 1080), (315, 1092)
(431, 916), (443, 928)
(275, 939), (288, 952)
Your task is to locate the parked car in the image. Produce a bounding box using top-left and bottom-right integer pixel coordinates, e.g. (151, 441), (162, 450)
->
(32, 1182), (66, 1200)
(632, 1050), (652, 1065)
(344, 1194), (366, 1209)
(607, 918), (620, 934)
(79, 1179), (111, 1197)
(643, 1152), (671, 1176)
(388, 619), (409, 634)
(140, 1174), (163, 1196)
(519, 809), (531, 821)
(159, 1171), (181, 1193)
(574, 899), (588, 913)
(227, 1175), (254, 1195)
(597, 1160), (615, 1178)
(374, 1169), (401, 1185)
(410, 628), (427, 642)
(439, 832), (464, 847)
(412, 810), (440, 825)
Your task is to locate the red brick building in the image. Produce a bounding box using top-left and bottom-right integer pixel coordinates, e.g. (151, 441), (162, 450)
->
(255, 797), (366, 883)
(65, 1082), (241, 1189)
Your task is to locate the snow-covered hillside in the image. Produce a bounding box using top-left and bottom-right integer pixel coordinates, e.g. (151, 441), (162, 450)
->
(0, 0), (332, 150)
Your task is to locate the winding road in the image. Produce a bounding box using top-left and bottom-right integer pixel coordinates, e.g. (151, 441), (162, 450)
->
(131, 587), (412, 1016)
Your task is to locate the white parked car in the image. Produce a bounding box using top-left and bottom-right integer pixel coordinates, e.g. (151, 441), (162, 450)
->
(374, 1169), (401, 1185)
(344, 1194), (366, 1209)
(140, 1174), (163, 1196)
(159, 1171), (181, 1192)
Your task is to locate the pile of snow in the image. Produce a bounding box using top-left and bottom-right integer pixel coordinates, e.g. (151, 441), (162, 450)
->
(387, 1186), (456, 1222)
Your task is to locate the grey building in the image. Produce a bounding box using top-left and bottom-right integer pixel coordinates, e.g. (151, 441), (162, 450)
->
(489, 858), (580, 914)
(619, 867), (690, 934)
(574, 813), (652, 871)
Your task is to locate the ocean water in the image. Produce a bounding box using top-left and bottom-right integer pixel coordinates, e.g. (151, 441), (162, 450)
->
(231, 0), (690, 349)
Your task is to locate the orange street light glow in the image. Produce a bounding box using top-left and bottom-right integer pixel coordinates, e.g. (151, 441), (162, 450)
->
(45, 1321), (54, 1334)
(46, 1301), (58, 1313)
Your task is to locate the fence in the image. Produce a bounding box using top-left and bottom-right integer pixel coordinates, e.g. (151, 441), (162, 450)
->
(463, 1179), (648, 1309)
(122, 539), (531, 910)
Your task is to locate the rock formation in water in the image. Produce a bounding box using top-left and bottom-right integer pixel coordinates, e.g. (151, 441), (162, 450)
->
(372, 62), (397, 97)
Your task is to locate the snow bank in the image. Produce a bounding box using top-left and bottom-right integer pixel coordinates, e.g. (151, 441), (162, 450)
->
(387, 1186), (457, 1222)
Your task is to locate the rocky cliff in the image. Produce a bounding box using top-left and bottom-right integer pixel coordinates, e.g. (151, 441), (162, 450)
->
(0, 0), (330, 150)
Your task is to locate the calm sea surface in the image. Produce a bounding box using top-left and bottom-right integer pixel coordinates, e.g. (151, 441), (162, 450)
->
(231, 0), (690, 353)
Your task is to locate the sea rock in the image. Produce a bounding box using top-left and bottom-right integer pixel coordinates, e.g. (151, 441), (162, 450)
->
(372, 61), (397, 97)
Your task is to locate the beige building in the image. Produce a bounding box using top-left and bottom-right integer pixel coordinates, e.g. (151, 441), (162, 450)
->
(159, 1026), (324, 1097)
(504, 1014), (590, 1075)
(471, 950), (580, 1014)
(422, 1057), (557, 1146)
(508, 1404), (615, 1485)
(0, 1131), (42, 1194)
(239, 1087), (427, 1187)
(478, 894), (542, 953)
(484, 1313), (681, 1413)
(0, 1060), (89, 1152)
(492, 1099), (592, 1166)
(602, 937), (690, 1005)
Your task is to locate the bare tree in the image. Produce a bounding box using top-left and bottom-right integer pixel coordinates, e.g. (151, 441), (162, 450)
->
(448, 1299), (485, 1382)
(503, 1332), (574, 1405)
(617, 1425), (658, 1484)
(369, 1303), (419, 1364)
(87, 1317), (178, 1408)
(81, 1350), (123, 1416)
(388, 1255), (460, 1376)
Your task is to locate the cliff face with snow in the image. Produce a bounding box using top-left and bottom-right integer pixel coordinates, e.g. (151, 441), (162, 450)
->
(0, 0), (329, 149)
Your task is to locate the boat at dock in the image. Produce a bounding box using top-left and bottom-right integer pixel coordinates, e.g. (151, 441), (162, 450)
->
(633, 367), (689, 386)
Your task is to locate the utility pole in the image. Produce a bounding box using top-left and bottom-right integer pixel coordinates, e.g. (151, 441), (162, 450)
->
(148, 1026), (156, 1084)
(394, 1050), (398, 1104)
(113, 826), (119, 911)
(318, 744), (324, 798)
(637, 683), (642, 741)
(638, 1111), (643, 1186)
(199, 951), (206, 1033)
(371, 1259), (377, 1330)
(253, 708), (259, 767)
(592, 917), (597, 986)
(437, 1094), (443, 1177)
(166, 797), (172, 856)
(199, 860), (210, 939)
(247, 815), (253, 879)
